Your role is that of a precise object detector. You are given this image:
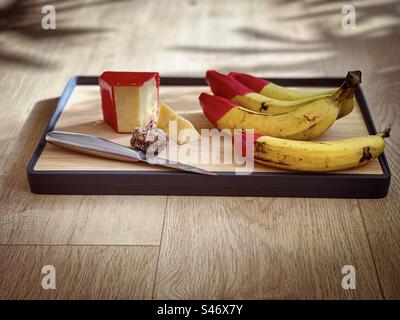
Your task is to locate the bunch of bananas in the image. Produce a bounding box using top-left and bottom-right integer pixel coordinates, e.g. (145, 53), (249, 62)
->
(199, 70), (389, 172)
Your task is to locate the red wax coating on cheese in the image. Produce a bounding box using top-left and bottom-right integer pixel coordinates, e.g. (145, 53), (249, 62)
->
(205, 70), (253, 100)
(100, 71), (160, 87)
(228, 72), (269, 93)
(99, 75), (118, 132)
(99, 71), (160, 133)
(199, 93), (236, 126)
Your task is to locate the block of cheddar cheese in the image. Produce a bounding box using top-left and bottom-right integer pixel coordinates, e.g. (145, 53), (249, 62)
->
(99, 71), (160, 133)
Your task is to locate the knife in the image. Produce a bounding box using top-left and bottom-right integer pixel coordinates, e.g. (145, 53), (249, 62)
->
(45, 131), (216, 175)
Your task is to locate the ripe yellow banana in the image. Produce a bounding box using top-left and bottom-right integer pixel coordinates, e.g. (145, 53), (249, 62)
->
(199, 93), (340, 140)
(229, 71), (333, 99)
(205, 70), (331, 115)
(253, 129), (390, 172)
(229, 71), (359, 119)
(232, 92), (331, 115)
(337, 92), (355, 119)
(201, 72), (360, 140)
(284, 99), (339, 140)
(284, 72), (360, 140)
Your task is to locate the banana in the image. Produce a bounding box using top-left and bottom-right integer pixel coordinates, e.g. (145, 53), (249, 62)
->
(337, 90), (355, 119)
(205, 70), (331, 115)
(284, 100), (338, 140)
(199, 93), (340, 140)
(251, 129), (390, 172)
(228, 71), (359, 119)
(284, 72), (360, 140)
(202, 72), (360, 140)
(228, 71), (334, 100)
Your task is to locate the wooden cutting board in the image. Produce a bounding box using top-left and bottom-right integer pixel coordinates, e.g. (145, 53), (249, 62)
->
(27, 76), (390, 198)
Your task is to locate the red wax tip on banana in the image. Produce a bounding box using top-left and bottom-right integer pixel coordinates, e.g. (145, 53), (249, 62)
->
(205, 70), (253, 100)
(199, 93), (236, 126)
(234, 132), (263, 158)
(228, 71), (269, 93)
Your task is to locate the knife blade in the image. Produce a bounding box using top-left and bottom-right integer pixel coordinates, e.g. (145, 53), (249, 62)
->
(45, 131), (216, 176)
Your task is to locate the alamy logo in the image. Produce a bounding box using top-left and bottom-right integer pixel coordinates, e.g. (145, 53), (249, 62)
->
(341, 5), (356, 30)
(41, 265), (56, 290)
(141, 124), (255, 175)
(341, 265), (356, 290)
(41, 5), (56, 30)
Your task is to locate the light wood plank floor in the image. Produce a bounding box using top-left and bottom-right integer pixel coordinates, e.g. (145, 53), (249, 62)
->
(0, 0), (399, 299)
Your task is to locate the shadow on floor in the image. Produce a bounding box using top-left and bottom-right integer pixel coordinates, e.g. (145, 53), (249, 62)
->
(0, 97), (58, 194)
(169, 0), (400, 75)
(0, 0), (128, 68)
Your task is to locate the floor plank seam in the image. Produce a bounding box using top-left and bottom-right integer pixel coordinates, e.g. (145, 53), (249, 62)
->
(357, 199), (386, 300)
(66, 196), (85, 244)
(151, 196), (169, 300)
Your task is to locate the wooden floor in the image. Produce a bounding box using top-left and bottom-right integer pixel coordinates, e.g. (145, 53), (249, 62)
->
(0, 0), (399, 299)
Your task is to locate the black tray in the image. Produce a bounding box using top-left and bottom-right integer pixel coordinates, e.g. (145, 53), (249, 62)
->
(27, 76), (391, 198)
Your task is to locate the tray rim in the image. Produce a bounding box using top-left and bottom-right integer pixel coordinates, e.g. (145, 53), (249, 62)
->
(26, 76), (391, 198)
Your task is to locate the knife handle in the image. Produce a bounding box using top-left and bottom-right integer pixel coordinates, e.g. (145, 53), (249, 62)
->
(45, 131), (145, 163)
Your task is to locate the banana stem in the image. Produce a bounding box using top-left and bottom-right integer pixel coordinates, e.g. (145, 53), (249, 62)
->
(331, 70), (362, 102)
(380, 127), (391, 139)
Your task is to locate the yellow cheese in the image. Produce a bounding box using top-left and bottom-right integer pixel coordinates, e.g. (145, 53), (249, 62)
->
(113, 77), (158, 133)
(157, 103), (200, 144)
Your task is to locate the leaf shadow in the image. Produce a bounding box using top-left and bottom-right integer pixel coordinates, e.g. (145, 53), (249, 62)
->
(170, 0), (400, 76)
(0, 0), (127, 69)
